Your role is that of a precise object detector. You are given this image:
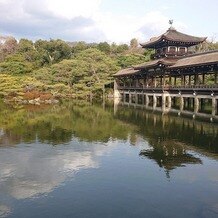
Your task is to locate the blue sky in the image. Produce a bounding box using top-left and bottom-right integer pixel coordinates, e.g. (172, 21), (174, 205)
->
(0, 0), (217, 43)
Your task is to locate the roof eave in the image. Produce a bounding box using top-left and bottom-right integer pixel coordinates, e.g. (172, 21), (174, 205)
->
(169, 61), (218, 70)
(140, 36), (207, 48)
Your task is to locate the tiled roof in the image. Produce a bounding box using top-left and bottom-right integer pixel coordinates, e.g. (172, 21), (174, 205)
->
(114, 68), (140, 76)
(133, 58), (177, 70)
(140, 28), (206, 48)
(114, 51), (218, 77)
(169, 50), (218, 69)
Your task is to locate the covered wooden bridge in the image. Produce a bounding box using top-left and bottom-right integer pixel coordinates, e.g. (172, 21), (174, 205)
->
(114, 27), (218, 117)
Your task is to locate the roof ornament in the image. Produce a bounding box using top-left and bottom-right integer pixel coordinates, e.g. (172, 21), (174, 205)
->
(169, 19), (175, 30)
(169, 19), (173, 26)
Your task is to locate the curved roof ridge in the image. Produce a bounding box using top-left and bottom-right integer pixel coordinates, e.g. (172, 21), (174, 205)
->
(163, 28), (207, 42)
(140, 28), (207, 48)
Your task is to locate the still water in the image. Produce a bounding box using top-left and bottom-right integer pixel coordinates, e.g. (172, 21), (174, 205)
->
(0, 101), (218, 218)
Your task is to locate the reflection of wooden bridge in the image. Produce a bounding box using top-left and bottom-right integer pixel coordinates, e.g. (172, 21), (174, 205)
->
(114, 101), (218, 179)
(114, 102), (218, 156)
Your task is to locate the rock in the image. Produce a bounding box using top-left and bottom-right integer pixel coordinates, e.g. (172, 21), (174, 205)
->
(52, 99), (59, 104)
(29, 100), (35, 104)
(22, 100), (28, 104)
(45, 100), (52, 104)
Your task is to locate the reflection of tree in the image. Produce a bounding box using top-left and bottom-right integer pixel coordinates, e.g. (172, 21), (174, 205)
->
(140, 140), (202, 172)
(0, 101), (135, 146)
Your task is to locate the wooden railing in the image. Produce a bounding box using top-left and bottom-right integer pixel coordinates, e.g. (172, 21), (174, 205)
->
(118, 84), (218, 90)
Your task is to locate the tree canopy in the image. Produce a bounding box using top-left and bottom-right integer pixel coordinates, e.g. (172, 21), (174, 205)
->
(0, 36), (154, 99)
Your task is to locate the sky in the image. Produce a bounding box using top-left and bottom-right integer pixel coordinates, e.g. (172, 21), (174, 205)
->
(0, 0), (217, 44)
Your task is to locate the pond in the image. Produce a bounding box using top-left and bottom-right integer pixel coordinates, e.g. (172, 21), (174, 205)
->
(0, 101), (218, 218)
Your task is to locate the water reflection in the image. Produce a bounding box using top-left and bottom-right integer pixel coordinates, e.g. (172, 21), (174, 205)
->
(0, 101), (218, 217)
(0, 101), (134, 146)
(114, 104), (218, 176)
(0, 142), (100, 200)
(140, 142), (202, 170)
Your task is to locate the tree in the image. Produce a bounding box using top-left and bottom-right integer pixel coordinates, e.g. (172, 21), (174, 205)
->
(34, 39), (72, 64)
(97, 42), (111, 54)
(18, 39), (34, 53)
(130, 38), (138, 48)
(116, 44), (129, 53)
(0, 53), (34, 75)
(117, 53), (150, 68)
(0, 36), (18, 62)
(34, 48), (120, 98)
(71, 41), (89, 55)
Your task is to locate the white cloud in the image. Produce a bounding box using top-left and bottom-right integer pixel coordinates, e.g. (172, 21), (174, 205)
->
(0, 0), (187, 43)
(94, 11), (187, 43)
(46, 0), (101, 19)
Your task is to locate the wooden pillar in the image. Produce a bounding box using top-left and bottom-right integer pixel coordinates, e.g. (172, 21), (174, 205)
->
(135, 92), (138, 104)
(181, 75), (186, 86)
(162, 94), (166, 107)
(141, 93), (145, 105)
(153, 94), (157, 108)
(152, 77), (154, 87)
(145, 75), (149, 87)
(143, 76), (146, 88)
(114, 79), (121, 99)
(194, 73), (199, 85)
(135, 78), (139, 88)
(129, 92), (132, 104)
(215, 72), (217, 84)
(194, 97), (199, 114)
(202, 74), (205, 85)
(169, 75), (172, 86)
(167, 95), (172, 108)
(154, 76), (157, 88)
(145, 95), (149, 106)
(200, 98), (204, 110)
(212, 97), (217, 116)
(189, 75), (191, 86)
(180, 96), (184, 111)
(163, 74), (166, 87)
(187, 97), (190, 108)
(181, 75), (184, 86)
(174, 76), (177, 86)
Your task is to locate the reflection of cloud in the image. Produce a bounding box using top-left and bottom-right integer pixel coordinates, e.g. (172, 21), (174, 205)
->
(0, 141), (106, 200)
(0, 205), (11, 218)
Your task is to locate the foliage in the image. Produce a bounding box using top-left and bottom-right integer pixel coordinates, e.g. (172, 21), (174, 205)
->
(117, 53), (150, 68)
(130, 38), (138, 48)
(35, 39), (72, 64)
(0, 74), (43, 97)
(0, 34), (154, 99)
(97, 42), (111, 54)
(34, 48), (120, 98)
(0, 36), (18, 62)
(0, 54), (34, 75)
